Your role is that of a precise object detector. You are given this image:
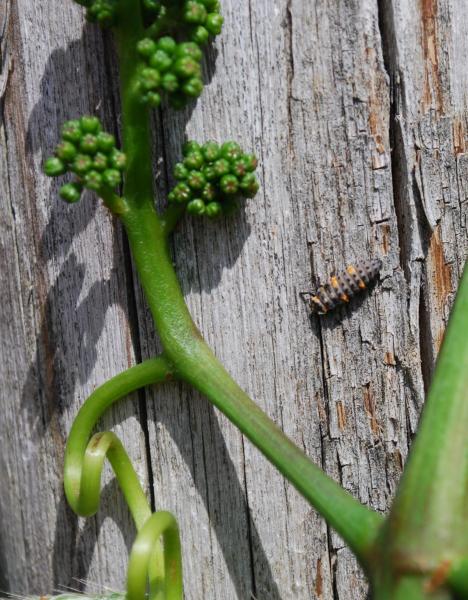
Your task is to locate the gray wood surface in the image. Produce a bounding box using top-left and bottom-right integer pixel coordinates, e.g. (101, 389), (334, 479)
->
(0, 1), (466, 598)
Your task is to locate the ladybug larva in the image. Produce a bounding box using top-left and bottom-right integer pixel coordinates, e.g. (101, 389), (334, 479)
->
(302, 258), (382, 315)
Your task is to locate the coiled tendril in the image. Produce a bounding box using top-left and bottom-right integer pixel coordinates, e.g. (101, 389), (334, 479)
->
(63, 357), (183, 600)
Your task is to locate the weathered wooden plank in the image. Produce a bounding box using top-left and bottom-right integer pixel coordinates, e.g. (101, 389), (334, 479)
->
(0, 0), (151, 593)
(379, 0), (468, 380)
(275, 1), (423, 596)
(0, 0), (467, 599)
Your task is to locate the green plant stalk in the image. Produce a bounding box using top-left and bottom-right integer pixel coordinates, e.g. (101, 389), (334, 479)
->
(161, 204), (186, 235)
(115, 0), (153, 210)
(388, 262), (468, 556)
(371, 262), (468, 597)
(113, 0), (382, 565)
(121, 206), (383, 562)
(448, 557), (468, 596)
(100, 188), (128, 215)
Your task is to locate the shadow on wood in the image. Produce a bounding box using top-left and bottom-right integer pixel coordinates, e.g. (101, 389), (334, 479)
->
(19, 23), (275, 599)
(52, 479), (136, 593)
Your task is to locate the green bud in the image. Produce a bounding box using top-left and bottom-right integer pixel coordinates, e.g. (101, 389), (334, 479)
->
(184, 1), (208, 25)
(137, 38), (158, 58)
(59, 182), (82, 203)
(231, 158), (249, 178)
(56, 141), (77, 163)
(143, 0), (160, 10)
(141, 67), (161, 90)
(221, 141), (242, 161)
(182, 77), (203, 97)
(96, 132), (116, 153)
(202, 164), (217, 181)
(201, 182), (216, 202)
(44, 156), (66, 177)
(172, 182), (192, 203)
(88, 1), (114, 23)
(240, 173), (260, 197)
(187, 170), (206, 190)
(161, 73), (179, 93)
(80, 115), (102, 134)
(80, 134), (99, 154)
(199, 0), (220, 9)
(187, 198), (206, 215)
(173, 56), (200, 79)
(174, 162), (189, 180)
(109, 149), (127, 170)
(191, 26), (210, 45)
(183, 140), (202, 155)
(213, 158), (230, 177)
(87, 4), (100, 20)
(72, 154), (93, 175)
(168, 190), (177, 203)
(184, 150), (204, 170)
(144, 91), (162, 107)
(205, 12), (224, 35)
(157, 36), (177, 55)
(176, 42), (203, 61)
(149, 50), (172, 72)
(93, 152), (108, 171)
(202, 141), (220, 162)
(242, 153), (258, 172)
(103, 168), (122, 187)
(84, 170), (103, 191)
(205, 201), (222, 217)
(220, 174), (239, 195)
(97, 9), (113, 25)
(62, 120), (82, 144)
(90, 1), (103, 12)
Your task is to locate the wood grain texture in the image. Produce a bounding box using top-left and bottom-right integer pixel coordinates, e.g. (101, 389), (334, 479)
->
(0, 1), (466, 599)
(0, 0), (151, 593)
(379, 0), (468, 384)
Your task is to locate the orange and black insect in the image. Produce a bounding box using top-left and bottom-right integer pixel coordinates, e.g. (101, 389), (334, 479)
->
(301, 258), (382, 314)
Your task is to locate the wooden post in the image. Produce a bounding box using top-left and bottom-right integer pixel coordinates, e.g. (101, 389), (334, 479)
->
(0, 1), (466, 598)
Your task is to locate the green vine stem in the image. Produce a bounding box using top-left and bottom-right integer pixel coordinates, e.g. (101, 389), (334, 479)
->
(120, 202), (384, 560)
(448, 557), (468, 597)
(388, 263), (468, 555)
(54, 1), (383, 590)
(390, 267), (468, 560)
(112, 0), (383, 567)
(371, 261), (468, 598)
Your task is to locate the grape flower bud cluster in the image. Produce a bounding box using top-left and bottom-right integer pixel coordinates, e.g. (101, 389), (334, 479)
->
(180, 0), (223, 45)
(136, 0), (223, 108)
(74, 0), (118, 26)
(168, 140), (259, 217)
(146, 0), (223, 45)
(43, 117), (126, 203)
